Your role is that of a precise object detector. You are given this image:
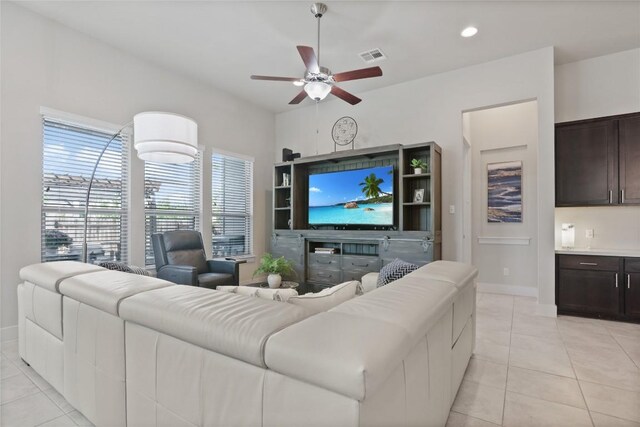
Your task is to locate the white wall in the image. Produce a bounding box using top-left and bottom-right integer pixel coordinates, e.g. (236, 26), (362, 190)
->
(555, 49), (640, 123)
(468, 101), (539, 294)
(0, 3), (275, 334)
(276, 47), (556, 310)
(554, 49), (640, 251)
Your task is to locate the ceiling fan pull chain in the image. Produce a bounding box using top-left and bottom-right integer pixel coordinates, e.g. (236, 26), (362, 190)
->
(315, 100), (320, 155)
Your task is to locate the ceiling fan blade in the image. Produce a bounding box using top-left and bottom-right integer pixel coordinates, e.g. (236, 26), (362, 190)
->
(251, 75), (301, 82)
(331, 86), (362, 105)
(297, 46), (319, 73)
(289, 90), (308, 105)
(333, 66), (383, 83)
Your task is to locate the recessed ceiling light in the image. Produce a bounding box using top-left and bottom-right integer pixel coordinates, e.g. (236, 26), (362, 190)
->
(293, 80), (305, 87)
(461, 26), (478, 38)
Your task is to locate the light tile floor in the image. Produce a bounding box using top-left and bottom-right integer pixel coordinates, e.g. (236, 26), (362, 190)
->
(449, 293), (640, 427)
(1, 293), (638, 426)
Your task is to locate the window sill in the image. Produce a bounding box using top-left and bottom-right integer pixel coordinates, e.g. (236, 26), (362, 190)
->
(213, 255), (256, 263)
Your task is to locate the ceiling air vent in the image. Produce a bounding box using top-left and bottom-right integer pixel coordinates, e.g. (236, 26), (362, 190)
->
(359, 48), (387, 64)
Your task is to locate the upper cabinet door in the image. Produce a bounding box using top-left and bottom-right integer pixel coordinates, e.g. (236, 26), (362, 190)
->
(619, 116), (640, 205)
(555, 120), (618, 206)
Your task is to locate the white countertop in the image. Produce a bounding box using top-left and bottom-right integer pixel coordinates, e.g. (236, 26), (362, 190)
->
(555, 247), (640, 258)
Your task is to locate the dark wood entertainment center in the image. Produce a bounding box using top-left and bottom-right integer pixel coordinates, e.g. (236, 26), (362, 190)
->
(270, 142), (442, 287)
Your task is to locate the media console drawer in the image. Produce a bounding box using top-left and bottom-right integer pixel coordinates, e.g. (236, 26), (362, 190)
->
(341, 256), (380, 271)
(307, 267), (342, 285)
(308, 253), (340, 268)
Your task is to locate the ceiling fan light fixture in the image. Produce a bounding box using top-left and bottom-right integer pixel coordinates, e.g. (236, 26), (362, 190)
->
(304, 81), (331, 101)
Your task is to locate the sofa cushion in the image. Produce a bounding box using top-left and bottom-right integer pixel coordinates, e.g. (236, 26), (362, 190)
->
(265, 311), (412, 401)
(332, 277), (456, 342)
(119, 286), (312, 368)
(19, 261), (104, 293)
(21, 282), (64, 340)
(417, 260), (478, 289)
(59, 270), (173, 316)
(287, 281), (359, 314)
(376, 259), (418, 287)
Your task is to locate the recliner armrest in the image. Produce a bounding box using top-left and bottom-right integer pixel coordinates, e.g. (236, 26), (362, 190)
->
(207, 260), (241, 285)
(156, 265), (198, 286)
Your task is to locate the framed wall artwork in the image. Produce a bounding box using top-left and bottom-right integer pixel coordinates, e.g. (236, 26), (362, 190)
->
(487, 160), (522, 223)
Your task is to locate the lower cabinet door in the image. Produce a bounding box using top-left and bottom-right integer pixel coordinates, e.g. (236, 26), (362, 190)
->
(625, 272), (640, 319)
(558, 269), (620, 316)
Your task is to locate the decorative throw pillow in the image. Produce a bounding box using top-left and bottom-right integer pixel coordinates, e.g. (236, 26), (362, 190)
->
(98, 261), (150, 276)
(376, 259), (418, 287)
(287, 280), (359, 314)
(98, 261), (132, 273)
(128, 265), (151, 276)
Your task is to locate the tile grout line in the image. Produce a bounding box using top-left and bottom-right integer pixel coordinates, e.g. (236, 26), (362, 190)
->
(501, 296), (515, 427)
(557, 319), (596, 427)
(450, 410), (501, 427)
(607, 330), (640, 371)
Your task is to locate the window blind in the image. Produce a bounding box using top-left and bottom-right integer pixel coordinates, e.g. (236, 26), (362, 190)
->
(144, 154), (201, 266)
(42, 118), (129, 264)
(212, 153), (253, 257)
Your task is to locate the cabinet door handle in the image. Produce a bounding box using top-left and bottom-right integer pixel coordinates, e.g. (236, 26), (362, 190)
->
(579, 262), (598, 266)
(352, 262), (369, 267)
(621, 189), (626, 204)
(316, 260), (332, 265)
(628, 274), (632, 289)
(615, 273), (618, 288)
(609, 190), (613, 204)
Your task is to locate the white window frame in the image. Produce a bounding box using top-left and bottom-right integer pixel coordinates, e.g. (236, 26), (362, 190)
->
(40, 107), (131, 264)
(211, 149), (254, 259)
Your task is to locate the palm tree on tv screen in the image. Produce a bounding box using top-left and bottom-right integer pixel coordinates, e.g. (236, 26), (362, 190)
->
(359, 173), (391, 199)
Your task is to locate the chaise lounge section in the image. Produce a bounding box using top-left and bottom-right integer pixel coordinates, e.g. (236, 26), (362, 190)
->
(17, 260), (477, 427)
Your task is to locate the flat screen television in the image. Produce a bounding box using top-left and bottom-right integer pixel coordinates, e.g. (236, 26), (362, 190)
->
(308, 165), (394, 226)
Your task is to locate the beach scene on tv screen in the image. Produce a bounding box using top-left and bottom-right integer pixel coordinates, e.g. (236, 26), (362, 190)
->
(308, 166), (393, 225)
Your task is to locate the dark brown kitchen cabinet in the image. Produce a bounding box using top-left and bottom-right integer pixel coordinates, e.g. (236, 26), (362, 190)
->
(619, 116), (640, 204)
(556, 254), (639, 323)
(557, 255), (621, 317)
(555, 112), (640, 207)
(624, 258), (640, 320)
(555, 120), (617, 206)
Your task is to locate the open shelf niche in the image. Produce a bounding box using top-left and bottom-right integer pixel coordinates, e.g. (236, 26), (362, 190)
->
(400, 143), (442, 233)
(273, 163), (293, 230)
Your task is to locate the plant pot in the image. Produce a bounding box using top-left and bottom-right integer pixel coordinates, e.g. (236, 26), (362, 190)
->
(267, 274), (282, 288)
(414, 168), (422, 175)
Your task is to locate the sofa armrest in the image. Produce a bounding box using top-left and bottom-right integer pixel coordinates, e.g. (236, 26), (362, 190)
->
(156, 265), (198, 286)
(207, 260), (241, 285)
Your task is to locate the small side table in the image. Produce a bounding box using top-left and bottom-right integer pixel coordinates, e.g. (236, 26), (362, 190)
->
(245, 281), (299, 290)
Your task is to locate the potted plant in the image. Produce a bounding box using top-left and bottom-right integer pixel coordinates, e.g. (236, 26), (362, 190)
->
(254, 253), (295, 288)
(410, 158), (427, 175)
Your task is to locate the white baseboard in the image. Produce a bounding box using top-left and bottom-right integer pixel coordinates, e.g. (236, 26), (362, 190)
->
(534, 304), (557, 318)
(477, 282), (537, 297)
(1, 325), (18, 342)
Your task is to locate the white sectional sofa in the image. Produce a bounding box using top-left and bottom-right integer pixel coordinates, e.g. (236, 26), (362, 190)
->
(18, 260), (477, 427)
